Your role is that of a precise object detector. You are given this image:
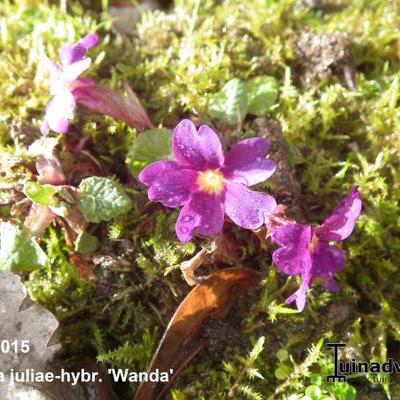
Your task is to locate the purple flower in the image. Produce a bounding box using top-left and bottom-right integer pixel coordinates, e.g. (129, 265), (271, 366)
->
(41, 34), (99, 135)
(139, 119), (277, 242)
(41, 34), (153, 134)
(272, 187), (362, 311)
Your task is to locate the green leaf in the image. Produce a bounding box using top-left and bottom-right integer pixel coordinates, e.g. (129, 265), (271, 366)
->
(0, 222), (47, 271)
(246, 76), (278, 116)
(208, 78), (248, 124)
(127, 128), (172, 175)
(74, 231), (99, 254)
(330, 382), (357, 400)
(78, 177), (132, 223)
(274, 365), (290, 380)
(276, 349), (289, 362)
(24, 182), (57, 206)
(305, 385), (322, 397)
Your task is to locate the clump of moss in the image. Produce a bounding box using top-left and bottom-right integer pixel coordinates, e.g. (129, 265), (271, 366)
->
(137, 212), (196, 276)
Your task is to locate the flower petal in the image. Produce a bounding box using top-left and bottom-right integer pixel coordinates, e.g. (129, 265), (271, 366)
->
(59, 43), (87, 66)
(323, 278), (340, 292)
(40, 120), (50, 135)
(197, 125), (224, 168)
(61, 57), (92, 82)
(223, 138), (276, 186)
(48, 62), (64, 94)
(172, 119), (224, 170)
(58, 34), (98, 66)
(311, 242), (345, 285)
(44, 89), (76, 134)
(315, 187), (362, 241)
(224, 182), (276, 229)
(285, 279), (309, 312)
(80, 33), (99, 49)
(139, 160), (181, 186)
(272, 224), (312, 276)
(176, 192), (224, 242)
(147, 169), (198, 208)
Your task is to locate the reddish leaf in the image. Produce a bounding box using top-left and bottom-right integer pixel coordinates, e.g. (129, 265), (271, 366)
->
(69, 254), (95, 281)
(64, 205), (87, 240)
(74, 83), (153, 132)
(36, 157), (66, 186)
(24, 203), (57, 236)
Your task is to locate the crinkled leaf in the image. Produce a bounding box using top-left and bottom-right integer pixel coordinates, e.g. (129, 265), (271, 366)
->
(24, 181), (57, 206)
(246, 76), (278, 116)
(208, 78), (248, 125)
(78, 177), (132, 223)
(0, 222), (47, 271)
(127, 128), (172, 175)
(74, 231), (99, 254)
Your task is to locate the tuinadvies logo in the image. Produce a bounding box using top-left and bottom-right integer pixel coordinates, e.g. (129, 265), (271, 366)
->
(326, 343), (400, 383)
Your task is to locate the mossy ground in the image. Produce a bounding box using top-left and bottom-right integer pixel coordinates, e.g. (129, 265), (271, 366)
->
(1, 0), (400, 399)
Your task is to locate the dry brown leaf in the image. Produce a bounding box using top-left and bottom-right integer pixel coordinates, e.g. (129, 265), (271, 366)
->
(0, 272), (60, 373)
(0, 272), (117, 400)
(134, 267), (260, 400)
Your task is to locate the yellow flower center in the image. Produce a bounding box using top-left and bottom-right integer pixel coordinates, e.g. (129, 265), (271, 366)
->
(197, 169), (224, 194)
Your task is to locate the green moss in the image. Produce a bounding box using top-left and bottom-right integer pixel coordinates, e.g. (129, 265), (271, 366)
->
(137, 212), (196, 276)
(26, 228), (93, 308)
(1, 0), (400, 398)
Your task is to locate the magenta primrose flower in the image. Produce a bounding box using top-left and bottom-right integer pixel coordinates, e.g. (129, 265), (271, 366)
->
(41, 34), (99, 135)
(139, 119), (277, 242)
(272, 187), (362, 311)
(41, 34), (153, 134)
